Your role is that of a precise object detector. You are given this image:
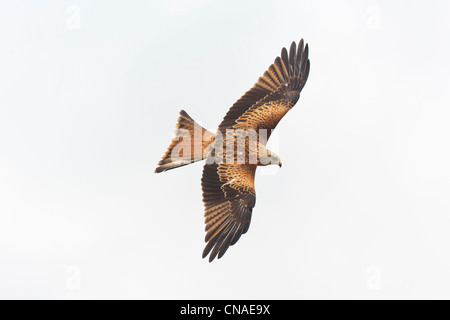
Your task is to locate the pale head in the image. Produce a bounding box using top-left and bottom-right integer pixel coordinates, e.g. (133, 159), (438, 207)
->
(259, 149), (282, 167)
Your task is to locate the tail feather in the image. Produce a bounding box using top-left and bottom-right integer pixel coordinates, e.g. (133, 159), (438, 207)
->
(155, 110), (215, 173)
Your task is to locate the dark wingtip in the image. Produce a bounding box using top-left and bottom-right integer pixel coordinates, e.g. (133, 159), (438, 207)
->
(202, 250), (216, 263)
(281, 47), (288, 62)
(299, 38), (304, 47)
(304, 43), (309, 58)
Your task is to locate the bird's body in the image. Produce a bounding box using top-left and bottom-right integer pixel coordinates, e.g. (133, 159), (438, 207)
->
(155, 39), (310, 261)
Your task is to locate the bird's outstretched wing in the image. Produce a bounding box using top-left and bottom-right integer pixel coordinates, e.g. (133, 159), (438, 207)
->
(218, 39), (310, 143)
(201, 162), (256, 262)
(201, 40), (310, 262)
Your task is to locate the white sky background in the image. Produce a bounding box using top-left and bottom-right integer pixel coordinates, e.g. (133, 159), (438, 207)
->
(0, 0), (450, 299)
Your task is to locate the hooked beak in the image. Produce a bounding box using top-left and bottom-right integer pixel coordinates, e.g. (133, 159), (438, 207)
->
(278, 161), (282, 168)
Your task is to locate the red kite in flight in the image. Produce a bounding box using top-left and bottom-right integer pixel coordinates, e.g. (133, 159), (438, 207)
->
(155, 39), (310, 262)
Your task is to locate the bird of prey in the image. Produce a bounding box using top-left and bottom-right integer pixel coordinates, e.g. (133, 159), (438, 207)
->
(155, 39), (310, 262)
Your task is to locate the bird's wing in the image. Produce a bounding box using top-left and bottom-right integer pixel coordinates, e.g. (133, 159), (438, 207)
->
(201, 162), (257, 262)
(218, 39), (310, 143)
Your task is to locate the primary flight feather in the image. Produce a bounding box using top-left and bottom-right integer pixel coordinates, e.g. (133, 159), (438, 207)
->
(155, 39), (310, 262)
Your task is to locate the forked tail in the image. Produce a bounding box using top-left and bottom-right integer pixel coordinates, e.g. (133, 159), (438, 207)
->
(155, 110), (215, 173)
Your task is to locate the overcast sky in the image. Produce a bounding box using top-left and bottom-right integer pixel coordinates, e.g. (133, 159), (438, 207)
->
(1, 0), (450, 299)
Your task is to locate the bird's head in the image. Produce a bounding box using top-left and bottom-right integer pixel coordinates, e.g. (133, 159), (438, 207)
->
(261, 150), (282, 168)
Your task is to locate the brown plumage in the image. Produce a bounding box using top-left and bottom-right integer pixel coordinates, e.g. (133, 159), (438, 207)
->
(155, 39), (310, 262)
(155, 110), (215, 173)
